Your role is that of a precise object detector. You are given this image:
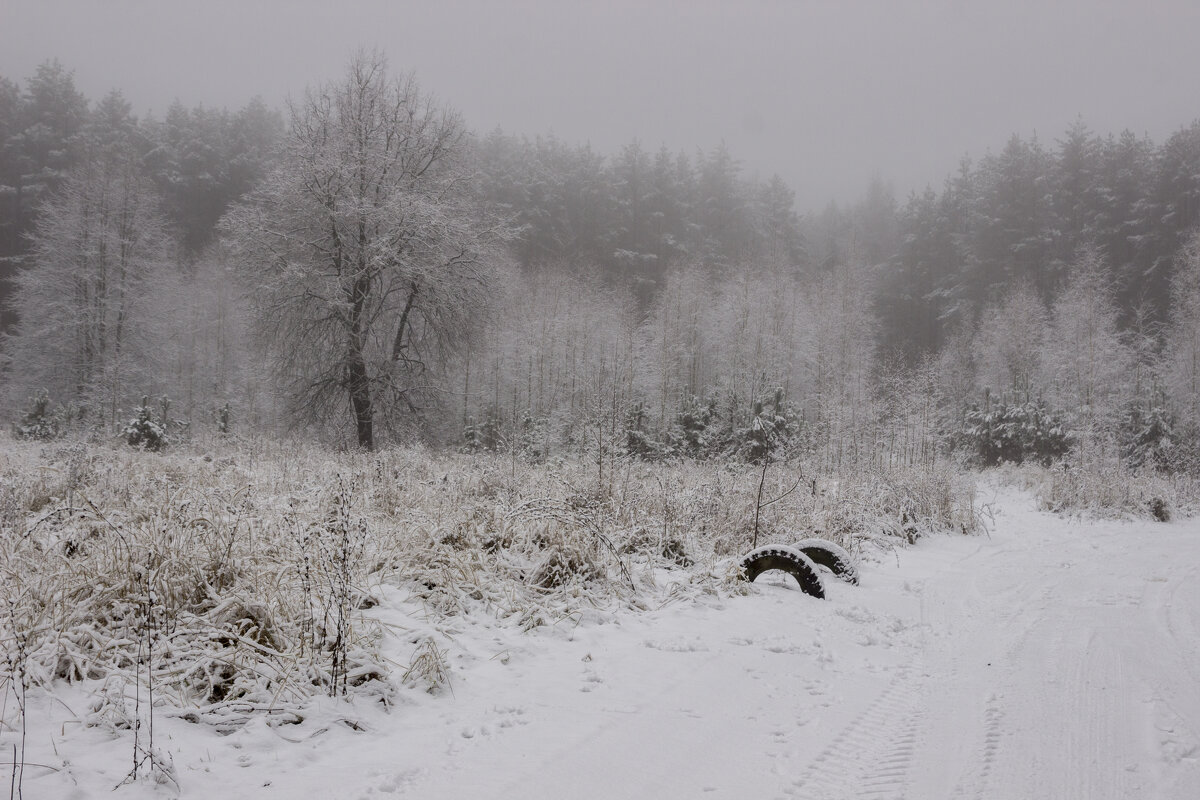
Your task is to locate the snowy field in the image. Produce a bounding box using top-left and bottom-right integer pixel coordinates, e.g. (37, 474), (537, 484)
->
(8, 480), (1199, 799)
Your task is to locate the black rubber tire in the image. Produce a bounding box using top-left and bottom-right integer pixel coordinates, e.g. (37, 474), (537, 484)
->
(739, 545), (826, 599)
(794, 538), (858, 585)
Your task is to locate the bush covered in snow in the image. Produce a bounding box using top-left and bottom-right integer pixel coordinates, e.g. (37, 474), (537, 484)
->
(1117, 403), (1177, 471)
(13, 389), (62, 441)
(623, 389), (804, 463)
(996, 453), (1198, 521)
(122, 397), (170, 451)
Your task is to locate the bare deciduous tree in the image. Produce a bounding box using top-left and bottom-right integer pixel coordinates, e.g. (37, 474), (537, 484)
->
(973, 283), (1048, 403)
(223, 52), (503, 449)
(2, 157), (173, 427)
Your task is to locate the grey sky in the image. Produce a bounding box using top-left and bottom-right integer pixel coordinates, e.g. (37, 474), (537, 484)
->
(3, 0), (1199, 211)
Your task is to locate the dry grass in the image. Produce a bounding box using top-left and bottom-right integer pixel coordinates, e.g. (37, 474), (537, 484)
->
(998, 456), (1200, 521)
(0, 434), (977, 732)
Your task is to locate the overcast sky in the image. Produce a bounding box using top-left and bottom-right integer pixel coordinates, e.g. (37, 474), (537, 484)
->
(3, 0), (1199, 211)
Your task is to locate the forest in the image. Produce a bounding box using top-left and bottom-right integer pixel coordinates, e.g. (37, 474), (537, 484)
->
(1, 55), (1199, 482)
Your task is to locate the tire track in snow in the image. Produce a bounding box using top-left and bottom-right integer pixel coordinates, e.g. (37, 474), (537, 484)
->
(976, 697), (1003, 795)
(1062, 631), (1138, 800)
(1161, 567), (1200, 688)
(783, 664), (926, 799)
(948, 694), (1004, 800)
(973, 565), (1156, 799)
(1125, 565), (1200, 794)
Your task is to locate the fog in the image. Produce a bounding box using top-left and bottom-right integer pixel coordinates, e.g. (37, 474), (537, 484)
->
(4, 0), (1199, 210)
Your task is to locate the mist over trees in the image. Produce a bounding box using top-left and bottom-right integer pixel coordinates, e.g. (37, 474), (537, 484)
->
(4, 151), (174, 428)
(2, 56), (1200, 473)
(0, 60), (281, 325)
(878, 122), (1200, 362)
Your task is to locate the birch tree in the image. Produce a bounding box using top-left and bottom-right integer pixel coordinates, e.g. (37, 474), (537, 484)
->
(973, 283), (1048, 403)
(2, 156), (173, 426)
(1041, 247), (1131, 433)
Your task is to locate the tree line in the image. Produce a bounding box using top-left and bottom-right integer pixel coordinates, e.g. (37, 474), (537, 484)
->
(3, 55), (1200, 474)
(878, 122), (1200, 364)
(0, 60), (281, 323)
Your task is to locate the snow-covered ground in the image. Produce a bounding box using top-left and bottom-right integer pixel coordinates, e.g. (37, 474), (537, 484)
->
(12, 484), (1200, 799)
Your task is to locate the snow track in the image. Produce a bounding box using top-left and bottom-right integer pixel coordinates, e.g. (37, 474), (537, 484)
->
(13, 487), (1200, 798)
(898, 492), (1200, 800)
(787, 664), (926, 799)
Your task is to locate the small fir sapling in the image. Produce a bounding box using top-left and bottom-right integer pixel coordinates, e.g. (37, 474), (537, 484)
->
(13, 389), (61, 441)
(122, 397), (169, 451)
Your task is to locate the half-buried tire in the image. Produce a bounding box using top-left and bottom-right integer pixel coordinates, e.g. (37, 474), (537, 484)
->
(793, 538), (858, 585)
(739, 545), (826, 599)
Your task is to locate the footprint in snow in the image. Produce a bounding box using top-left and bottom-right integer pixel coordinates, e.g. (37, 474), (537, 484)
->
(580, 669), (604, 692)
(643, 636), (710, 652)
(491, 706), (530, 729)
(377, 767), (423, 794)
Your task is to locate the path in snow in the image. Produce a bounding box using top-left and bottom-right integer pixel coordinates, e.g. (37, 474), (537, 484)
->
(16, 487), (1200, 799)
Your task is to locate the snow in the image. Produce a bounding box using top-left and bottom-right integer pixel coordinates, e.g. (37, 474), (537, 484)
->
(9, 484), (1200, 799)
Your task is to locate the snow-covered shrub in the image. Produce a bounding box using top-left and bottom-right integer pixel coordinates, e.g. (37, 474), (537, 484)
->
(519, 412), (549, 462)
(625, 389), (802, 464)
(122, 397), (169, 451)
(215, 402), (233, 435)
(623, 401), (668, 460)
(13, 389), (62, 441)
(667, 395), (718, 458)
(504, 496), (631, 592)
(728, 389), (802, 463)
(529, 544), (603, 588)
(1027, 456), (1186, 519)
(401, 637), (450, 693)
(1166, 422), (1200, 476)
(619, 526), (692, 567)
(462, 405), (504, 453)
(959, 400), (1071, 466)
(290, 477), (371, 696)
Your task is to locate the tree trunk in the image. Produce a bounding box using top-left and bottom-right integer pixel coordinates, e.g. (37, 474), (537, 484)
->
(347, 348), (374, 450)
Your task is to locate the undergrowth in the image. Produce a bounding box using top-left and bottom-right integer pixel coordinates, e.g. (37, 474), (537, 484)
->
(0, 434), (977, 738)
(998, 456), (1199, 521)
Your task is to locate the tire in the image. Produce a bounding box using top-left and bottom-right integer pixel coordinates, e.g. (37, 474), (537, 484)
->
(793, 538), (858, 585)
(739, 545), (826, 599)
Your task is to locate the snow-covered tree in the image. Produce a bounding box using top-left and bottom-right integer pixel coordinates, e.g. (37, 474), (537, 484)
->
(2, 153), (174, 427)
(1041, 247), (1131, 431)
(154, 244), (268, 431)
(795, 262), (878, 466)
(634, 268), (714, 427)
(973, 283), (1048, 403)
(223, 52), (503, 449)
(1164, 230), (1200, 426)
